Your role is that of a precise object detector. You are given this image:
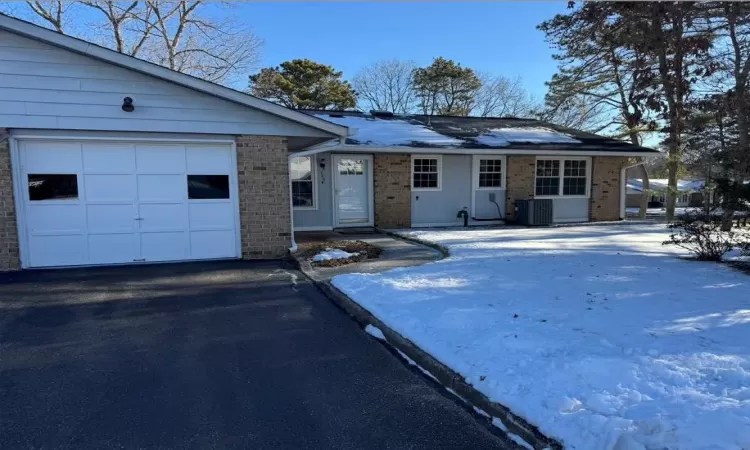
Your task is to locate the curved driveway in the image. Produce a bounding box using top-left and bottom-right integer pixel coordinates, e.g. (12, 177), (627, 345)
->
(0, 261), (509, 449)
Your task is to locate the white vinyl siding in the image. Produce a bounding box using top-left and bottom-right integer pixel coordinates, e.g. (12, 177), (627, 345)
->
(0, 30), (332, 137)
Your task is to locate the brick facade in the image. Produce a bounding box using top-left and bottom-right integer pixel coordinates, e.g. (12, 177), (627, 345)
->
(0, 129), (20, 270)
(589, 156), (629, 222)
(236, 135), (292, 258)
(373, 154), (411, 228)
(504, 155), (536, 221)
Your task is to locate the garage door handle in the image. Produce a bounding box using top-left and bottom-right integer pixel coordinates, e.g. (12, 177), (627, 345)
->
(134, 217), (144, 221)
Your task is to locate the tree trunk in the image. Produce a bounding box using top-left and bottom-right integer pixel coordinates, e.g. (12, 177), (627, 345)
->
(639, 165), (650, 218)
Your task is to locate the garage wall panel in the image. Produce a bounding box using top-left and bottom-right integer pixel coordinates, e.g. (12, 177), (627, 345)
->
(0, 29), (333, 138)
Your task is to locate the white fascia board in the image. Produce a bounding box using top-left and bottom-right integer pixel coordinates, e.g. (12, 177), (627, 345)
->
(0, 15), (348, 138)
(296, 144), (658, 157)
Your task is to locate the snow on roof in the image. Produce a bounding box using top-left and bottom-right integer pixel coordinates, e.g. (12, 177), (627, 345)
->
(314, 114), (463, 147)
(627, 178), (705, 192)
(476, 127), (581, 146)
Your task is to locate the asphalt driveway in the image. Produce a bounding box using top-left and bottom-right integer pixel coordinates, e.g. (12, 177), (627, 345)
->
(0, 261), (508, 449)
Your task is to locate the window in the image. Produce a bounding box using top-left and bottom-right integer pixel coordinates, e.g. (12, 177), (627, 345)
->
(478, 159), (503, 188)
(535, 158), (590, 197)
(28, 174), (78, 201)
(338, 159), (364, 175)
(187, 175), (230, 199)
(535, 160), (560, 196)
(291, 156), (315, 208)
(412, 156), (441, 190)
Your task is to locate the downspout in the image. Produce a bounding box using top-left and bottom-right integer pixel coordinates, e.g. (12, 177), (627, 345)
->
(620, 161), (645, 220)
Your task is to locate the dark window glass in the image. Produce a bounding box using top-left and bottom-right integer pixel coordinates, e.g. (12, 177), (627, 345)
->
(292, 180), (314, 207)
(535, 177), (560, 196)
(563, 177), (587, 196)
(28, 174), (78, 201)
(187, 175), (230, 199)
(478, 159), (503, 188)
(413, 158), (439, 188)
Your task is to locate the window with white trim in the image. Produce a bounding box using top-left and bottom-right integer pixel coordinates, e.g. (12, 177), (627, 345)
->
(535, 158), (590, 197)
(412, 156), (441, 190)
(290, 156), (316, 208)
(478, 158), (503, 188)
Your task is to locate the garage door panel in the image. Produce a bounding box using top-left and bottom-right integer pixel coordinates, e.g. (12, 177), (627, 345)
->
(140, 232), (188, 261)
(190, 230), (234, 259)
(137, 174), (184, 202)
(82, 143), (135, 174)
(88, 234), (138, 265)
(29, 235), (87, 267)
(19, 139), (238, 268)
(84, 174), (136, 202)
(136, 145), (186, 173)
(186, 146), (232, 174)
(188, 203), (233, 230)
(87, 204), (136, 233)
(22, 141), (82, 172)
(27, 204), (84, 233)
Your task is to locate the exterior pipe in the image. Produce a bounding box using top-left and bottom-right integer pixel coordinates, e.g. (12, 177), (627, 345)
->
(620, 161), (644, 220)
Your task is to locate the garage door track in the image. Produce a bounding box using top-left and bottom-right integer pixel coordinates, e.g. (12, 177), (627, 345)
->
(0, 261), (507, 449)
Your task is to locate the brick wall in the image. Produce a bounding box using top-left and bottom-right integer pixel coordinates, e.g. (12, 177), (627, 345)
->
(236, 135), (291, 258)
(0, 129), (20, 270)
(590, 156), (629, 222)
(373, 154), (411, 228)
(504, 155), (536, 221)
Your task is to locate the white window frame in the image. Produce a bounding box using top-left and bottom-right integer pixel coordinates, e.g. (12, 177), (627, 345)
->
(411, 155), (442, 191)
(290, 154), (318, 210)
(534, 157), (592, 199)
(473, 155), (506, 190)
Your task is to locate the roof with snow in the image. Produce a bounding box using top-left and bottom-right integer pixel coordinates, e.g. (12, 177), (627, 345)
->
(627, 178), (705, 193)
(303, 110), (658, 154)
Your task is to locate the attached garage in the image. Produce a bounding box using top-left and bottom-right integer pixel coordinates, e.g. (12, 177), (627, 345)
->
(16, 138), (239, 267)
(0, 14), (347, 270)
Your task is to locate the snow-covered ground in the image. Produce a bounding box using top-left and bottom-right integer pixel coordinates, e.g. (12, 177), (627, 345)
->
(311, 248), (358, 262)
(332, 225), (750, 449)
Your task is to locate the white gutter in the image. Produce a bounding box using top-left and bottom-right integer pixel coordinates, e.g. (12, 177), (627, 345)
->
(620, 160), (645, 220)
(292, 144), (658, 158)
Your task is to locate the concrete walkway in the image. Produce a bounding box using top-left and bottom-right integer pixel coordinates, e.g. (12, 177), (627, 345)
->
(294, 231), (442, 282)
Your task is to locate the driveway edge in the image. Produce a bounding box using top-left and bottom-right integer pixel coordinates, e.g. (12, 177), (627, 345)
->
(308, 276), (563, 450)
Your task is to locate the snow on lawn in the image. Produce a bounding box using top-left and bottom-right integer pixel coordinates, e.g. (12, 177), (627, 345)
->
(332, 225), (750, 449)
(311, 248), (358, 262)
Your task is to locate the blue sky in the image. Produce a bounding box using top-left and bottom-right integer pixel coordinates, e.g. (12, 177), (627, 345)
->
(243, 2), (568, 98)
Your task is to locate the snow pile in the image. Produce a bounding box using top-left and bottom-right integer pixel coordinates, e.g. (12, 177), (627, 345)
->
(332, 225), (750, 449)
(311, 248), (359, 262)
(476, 127), (581, 146)
(364, 324), (386, 340)
(315, 114), (463, 147)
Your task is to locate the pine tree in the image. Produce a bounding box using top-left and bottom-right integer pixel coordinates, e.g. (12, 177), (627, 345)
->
(249, 59), (357, 110)
(412, 58), (482, 116)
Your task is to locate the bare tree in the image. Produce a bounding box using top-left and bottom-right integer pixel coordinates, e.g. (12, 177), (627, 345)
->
(23, 1), (68, 32)
(80, 0), (155, 56)
(352, 59), (417, 114)
(3, 1), (262, 85)
(473, 74), (535, 118)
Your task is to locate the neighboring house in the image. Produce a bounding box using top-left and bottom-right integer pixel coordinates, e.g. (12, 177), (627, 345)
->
(291, 111), (657, 230)
(0, 14), (347, 270)
(625, 179), (709, 208)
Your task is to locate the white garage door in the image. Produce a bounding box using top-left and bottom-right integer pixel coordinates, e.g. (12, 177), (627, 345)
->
(17, 139), (239, 268)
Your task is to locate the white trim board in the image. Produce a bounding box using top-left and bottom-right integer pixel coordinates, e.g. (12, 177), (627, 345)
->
(293, 226), (334, 232)
(0, 15), (347, 138)
(292, 145), (658, 158)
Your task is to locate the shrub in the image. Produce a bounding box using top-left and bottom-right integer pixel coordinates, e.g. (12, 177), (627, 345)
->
(663, 212), (750, 261)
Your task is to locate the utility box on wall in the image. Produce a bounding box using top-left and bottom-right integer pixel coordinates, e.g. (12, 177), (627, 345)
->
(515, 199), (554, 226)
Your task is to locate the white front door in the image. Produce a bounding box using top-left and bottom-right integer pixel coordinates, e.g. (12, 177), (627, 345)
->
(16, 139), (239, 268)
(333, 155), (373, 227)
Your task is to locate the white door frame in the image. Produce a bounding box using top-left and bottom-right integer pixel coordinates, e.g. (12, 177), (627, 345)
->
(331, 154), (374, 228)
(10, 133), (240, 268)
(470, 154), (507, 221)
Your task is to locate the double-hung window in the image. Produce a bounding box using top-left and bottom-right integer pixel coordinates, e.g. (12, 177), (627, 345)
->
(535, 158), (590, 197)
(291, 156), (316, 208)
(412, 156), (441, 190)
(476, 158), (504, 189)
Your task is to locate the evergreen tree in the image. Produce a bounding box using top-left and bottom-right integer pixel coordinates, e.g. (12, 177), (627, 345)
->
(249, 59), (357, 110)
(412, 57), (482, 116)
